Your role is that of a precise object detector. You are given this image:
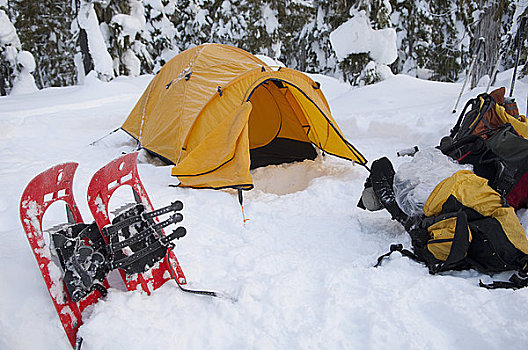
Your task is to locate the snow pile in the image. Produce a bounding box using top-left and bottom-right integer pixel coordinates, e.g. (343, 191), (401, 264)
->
(1, 68), (528, 349)
(330, 10), (397, 65)
(255, 54), (285, 68)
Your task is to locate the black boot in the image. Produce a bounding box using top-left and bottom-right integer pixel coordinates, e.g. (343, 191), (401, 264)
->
(370, 157), (409, 224)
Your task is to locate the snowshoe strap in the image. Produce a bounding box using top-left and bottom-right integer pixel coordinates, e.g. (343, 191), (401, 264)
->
(111, 227), (186, 271)
(102, 201), (183, 237)
(109, 213), (183, 252)
(104, 202), (187, 274)
(50, 201), (190, 302)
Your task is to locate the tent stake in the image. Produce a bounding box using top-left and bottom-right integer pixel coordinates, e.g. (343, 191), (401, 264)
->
(238, 189), (250, 224)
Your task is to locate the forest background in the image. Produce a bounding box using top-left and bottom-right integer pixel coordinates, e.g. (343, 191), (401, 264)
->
(0, 0), (526, 95)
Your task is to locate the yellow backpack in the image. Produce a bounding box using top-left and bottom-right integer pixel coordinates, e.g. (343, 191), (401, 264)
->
(376, 170), (528, 289)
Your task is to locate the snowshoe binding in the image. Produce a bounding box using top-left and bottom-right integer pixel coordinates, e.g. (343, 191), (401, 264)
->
(50, 222), (110, 302)
(103, 201), (186, 274)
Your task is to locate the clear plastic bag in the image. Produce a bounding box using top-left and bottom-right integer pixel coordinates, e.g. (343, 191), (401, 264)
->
(393, 148), (472, 216)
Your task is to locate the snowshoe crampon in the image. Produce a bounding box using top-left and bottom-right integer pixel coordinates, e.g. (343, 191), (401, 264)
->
(50, 221), (110, 302)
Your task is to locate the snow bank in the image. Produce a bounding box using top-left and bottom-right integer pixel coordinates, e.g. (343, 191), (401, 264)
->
(330, 10), (397, 65)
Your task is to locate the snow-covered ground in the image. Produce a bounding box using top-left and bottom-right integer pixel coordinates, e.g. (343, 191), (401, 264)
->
(1, 70), (528, 349)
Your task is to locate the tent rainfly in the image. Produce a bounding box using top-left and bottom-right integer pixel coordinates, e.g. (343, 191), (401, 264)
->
(122, 43), (367, 190)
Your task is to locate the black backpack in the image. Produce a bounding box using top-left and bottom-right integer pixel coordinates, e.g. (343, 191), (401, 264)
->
(440, 124), (528, 210)
(440, 87), (528, 210)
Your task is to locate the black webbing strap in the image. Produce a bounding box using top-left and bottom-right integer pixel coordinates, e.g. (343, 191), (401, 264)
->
(479, 262), (528, 290)
(426, 210), (471, 274)
(103, 201), (183, 237)
(444, 211), (470, 267)
(451, 99), (474, 137)
(374, 244), (424, 267)
(109, 213), (183, 252)
(479, 273), (528, 290)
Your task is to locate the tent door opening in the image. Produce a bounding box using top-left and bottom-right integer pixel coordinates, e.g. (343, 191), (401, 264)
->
(248, 80), (317, 170)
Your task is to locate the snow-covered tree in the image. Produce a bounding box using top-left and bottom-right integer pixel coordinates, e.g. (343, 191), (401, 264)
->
(279, 1), (320, 73)
(0, 4), (20, 95)
(390, 0), (433, 78)
(76, 0), (114, 81)
(329, 1), (397, 85)
(389, 0), (513, 84)
(96, 0), (153, 76)
(2, 0), (523, 89)
(510, 4), (528, 82)
(172, 0), (214, 51)
(11, 0), (78, 88)
(471, 1), (515, 88)
(143, 0), (178, 71)
(209, 1), (251, 49)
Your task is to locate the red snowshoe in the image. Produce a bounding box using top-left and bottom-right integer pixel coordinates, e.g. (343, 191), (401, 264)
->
(20, 152), (187, 348)
(86, 152), (187, 293)
(19, 162), (107, 348)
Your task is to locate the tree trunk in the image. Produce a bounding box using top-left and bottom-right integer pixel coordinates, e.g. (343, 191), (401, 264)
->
(472, 3), (501, 88)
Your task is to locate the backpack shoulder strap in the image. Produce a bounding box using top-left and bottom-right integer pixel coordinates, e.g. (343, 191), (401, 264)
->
(451, 94), (495, 140)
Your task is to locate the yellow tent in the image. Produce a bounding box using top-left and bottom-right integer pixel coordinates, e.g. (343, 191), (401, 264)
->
(122, 43), (366, 190)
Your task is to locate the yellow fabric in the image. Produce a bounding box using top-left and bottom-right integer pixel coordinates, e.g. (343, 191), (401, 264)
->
(495, 104), (528, 139)
(247, 83), (282, 149)
(424, 170), (528, 254)
(426, 217), (472, 261)
(122, 43), (366, 189)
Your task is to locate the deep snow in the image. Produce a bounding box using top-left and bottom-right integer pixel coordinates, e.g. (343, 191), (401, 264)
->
(1, 70), (528, 349)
